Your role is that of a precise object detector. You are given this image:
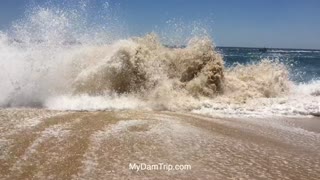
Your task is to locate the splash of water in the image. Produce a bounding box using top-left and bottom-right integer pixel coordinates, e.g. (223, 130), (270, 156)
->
(0, 3), (319, 117)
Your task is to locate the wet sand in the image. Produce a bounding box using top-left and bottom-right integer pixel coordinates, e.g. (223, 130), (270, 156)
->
(0, 108), (319, 179)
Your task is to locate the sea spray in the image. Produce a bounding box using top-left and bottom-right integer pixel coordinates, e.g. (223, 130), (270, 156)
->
(0, 3), (319, 117)
(73, 34), (224, 97)
(223, 59), (291, 102)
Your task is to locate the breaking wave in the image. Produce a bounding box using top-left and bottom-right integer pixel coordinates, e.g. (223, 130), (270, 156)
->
(0, 3), (319, 118)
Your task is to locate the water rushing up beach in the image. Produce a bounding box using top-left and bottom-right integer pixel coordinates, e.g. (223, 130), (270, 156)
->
(1, 109), (320, 179)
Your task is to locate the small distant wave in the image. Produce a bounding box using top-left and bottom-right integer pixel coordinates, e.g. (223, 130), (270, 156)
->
(269, 50), (320, 53)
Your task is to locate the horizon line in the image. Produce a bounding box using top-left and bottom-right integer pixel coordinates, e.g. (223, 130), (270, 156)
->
(215, 45), (320, 51)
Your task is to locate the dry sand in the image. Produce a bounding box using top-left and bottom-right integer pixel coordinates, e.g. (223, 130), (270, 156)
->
(0, 108), (319, 179)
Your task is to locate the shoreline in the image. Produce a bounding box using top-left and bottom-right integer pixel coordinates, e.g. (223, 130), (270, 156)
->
(1, 109), (319, 179)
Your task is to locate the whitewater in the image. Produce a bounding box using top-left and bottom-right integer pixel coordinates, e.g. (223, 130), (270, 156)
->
(0, 6), (319, 118)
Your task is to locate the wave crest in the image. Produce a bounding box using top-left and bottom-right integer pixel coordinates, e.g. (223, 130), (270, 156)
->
(73, 34), (224, 98)
(223, 59), (291, 103)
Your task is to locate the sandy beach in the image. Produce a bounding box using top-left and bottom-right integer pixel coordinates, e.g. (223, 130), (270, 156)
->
(0, 109), (319, 179)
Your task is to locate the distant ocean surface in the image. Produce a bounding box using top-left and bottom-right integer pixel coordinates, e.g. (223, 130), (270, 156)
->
(218, 47), (320, 83)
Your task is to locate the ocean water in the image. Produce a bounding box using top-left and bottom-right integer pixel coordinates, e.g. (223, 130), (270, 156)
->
(0, 4), (319, 118)
(197, 47), (320, 117)
(219, 47), (320, 83)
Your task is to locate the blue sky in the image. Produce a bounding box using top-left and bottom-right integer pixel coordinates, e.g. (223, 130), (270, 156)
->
(1, 0), (320, 49)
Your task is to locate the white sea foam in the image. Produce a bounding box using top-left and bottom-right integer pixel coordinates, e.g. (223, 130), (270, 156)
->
(45, 94), (148, 111)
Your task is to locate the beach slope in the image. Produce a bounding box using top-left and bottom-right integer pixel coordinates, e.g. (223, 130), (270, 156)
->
(0, 109), (319, 179)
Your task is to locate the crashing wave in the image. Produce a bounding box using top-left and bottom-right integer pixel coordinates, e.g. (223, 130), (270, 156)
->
(73, 33), (224, 98)
(0, 5), (318, 117)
